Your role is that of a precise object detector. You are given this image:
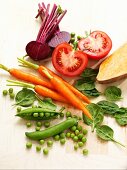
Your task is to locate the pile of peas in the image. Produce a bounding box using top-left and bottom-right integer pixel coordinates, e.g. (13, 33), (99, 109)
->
(3, 88), (15, 99)
(25, 111), (88, 156)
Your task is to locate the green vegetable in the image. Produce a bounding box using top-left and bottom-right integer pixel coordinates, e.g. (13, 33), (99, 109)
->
(38, 97), (56, 111)
(43, 148), (49, 155)
(78, 142), (84, 147)
(9, 88), (13, 93)
(3, 90), (8, 96)
(16, 108), (59, 121)
(36, 146), (41, 152)
(97, 100), (119, 116)
(82, 88), (100, 97)
(44, 121), (50, 128)
(40, 139), (45, 145)
(96, 125), (125, 147)
(71, 126), (77, 131)
(104, 86), (122, 101)
(66, 132), (71, 138)
(15, 88), (36, 107)
(115, 113), (127, 126)
(75, 130), (80, 135)
(47, 140), (53, 147)
(74, 144), (78, 150)
(66, 111), (71, 118)
(26, 142), (32, 149)
(81, 68), (98, 78)
(60, 132), (65, 139)
(82, 129), (88, 135)
(70, 38), (75, 43)
(75, 80), (95, 91)
(71, 32), (75, 37)
(82, 137), (87, 143)
(77, 35), (81, 40)
(82, 149), (89, 155)
(35, 127), (40, 131)
(60, 139), (66, 145)
(36, 121), (42, 127)
(73, 136), (78, 142)
(25, 118), (77, 140)
(71, 133), (75, 138)
(54, 135), (60, 141)
(26, 122), (32, 128)
(17, 106), (22, 112)
(10, 93), (15, 99)
(76, 125), (82, 131)
(83, 103), (104, 132)
(78, 133), (83, 139)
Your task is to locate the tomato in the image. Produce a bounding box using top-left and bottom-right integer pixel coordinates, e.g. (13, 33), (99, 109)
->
(52, 43), (88, 77)
(78, 31), (112, 60)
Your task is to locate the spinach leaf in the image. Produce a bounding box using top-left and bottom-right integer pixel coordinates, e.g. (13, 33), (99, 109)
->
(83, 103), (104, 132)
(115, 113), (127, 126)
(37, 97), (56, 111)
(81, 68), (98, 78)
(82, 88), (100, 97)
(104, 86), (122, 101)
(117, 107), (127, 114)
(75, 81), (95, 91)
(15, 88), (36, 107)
(96, 125), (125, 147)
(97, 100), (119, 116)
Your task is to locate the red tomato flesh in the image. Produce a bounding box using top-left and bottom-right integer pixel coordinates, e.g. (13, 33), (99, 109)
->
(52, 43), (88, 77)
(78, 31), (112, 60)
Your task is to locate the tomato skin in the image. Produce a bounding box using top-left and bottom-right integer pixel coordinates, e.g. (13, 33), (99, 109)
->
(52, 43), (88, 77)
(78, 31), (112, 60)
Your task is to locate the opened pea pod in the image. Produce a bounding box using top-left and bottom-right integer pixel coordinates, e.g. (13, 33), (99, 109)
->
(16, 107), (61, 121)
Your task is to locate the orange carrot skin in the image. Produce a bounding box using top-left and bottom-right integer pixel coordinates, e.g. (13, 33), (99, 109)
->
(34, 85), (68, 104)
(50, 76), (92, 119)
(9, 68), (53, 90)
(38, 66), (91, 104)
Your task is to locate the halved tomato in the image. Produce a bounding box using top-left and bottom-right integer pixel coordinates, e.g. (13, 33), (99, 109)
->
(78, 31), (112, 60)
(52, 43), (88, 77)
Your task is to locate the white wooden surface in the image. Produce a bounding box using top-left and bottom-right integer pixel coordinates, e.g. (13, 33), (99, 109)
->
(0, 0), (127, 169)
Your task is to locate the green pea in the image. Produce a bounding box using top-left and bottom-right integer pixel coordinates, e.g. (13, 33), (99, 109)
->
(71, 126), (77, 132)
(71, 133), (75, 138)
(76, 125), (82, 131)
(78, 142), (84, 147)
(60, 132), (65, 139)
(36, 146), (41, 152)
(71, 32), (75, 37)
(26, 122), (32, 128)
(40, 112), (44, 117)
(67, 117), (72, 120)
(47, 140), (53, 147)
(45, 112), (50, 118)
(82, 137), (87, 143)
(75, 130), (80, 135)
(66, 132), (71, 138)
(17, 107), (21, 113)
(73, 136), (78, 142)
(78, 133), (83, 140)
(60, 112), (64, 118)
(36, 122), (42, 127)
(54, 135), (60, 141)
(66, 111), (71, 118)
(83, 149), (89, 155)
(10, 93), (15, 99)
(3, 90), (8, 96)
(44, 121), (50, 128)
(60, 139), (66, 145)
(83, 129), (88, 135)
(40, 139), (45, 145)
(43, 148), (49, 155)
(33, 112), (39, 117)
(74, 144), (78, 150)
(77, 35), (82, 40)
(26, 142), (32, 149)
(9, 88), (13, 94)
(36, 127), (40, 131)
(51, 113), (55, 117)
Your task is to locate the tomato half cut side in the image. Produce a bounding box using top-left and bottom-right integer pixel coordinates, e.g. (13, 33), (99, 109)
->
(78, 31), (112, 60)
(52, 43), (88, 77)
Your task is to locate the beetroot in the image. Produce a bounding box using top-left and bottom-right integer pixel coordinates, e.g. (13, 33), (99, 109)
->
(26, 2), (67, 61)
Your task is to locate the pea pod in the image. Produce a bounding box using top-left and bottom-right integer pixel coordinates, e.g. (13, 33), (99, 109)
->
(16, 108), (60, 121)
(25, 118), (77, 140)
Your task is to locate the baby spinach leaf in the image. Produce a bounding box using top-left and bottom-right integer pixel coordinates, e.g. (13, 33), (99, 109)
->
(83, 103), (104, 132)
(104, 86), (122, 101)
(117, 107), (127, 114)
(82, 88), (101, 97)
(96, 125), (125, 147)
(37, 97), (56, 111)
(81, 68), (98, 78)
(97, 100), (119, 116)
(15, 88), (36, 107)
(75, 81), (95, 91)
(115, 113), (127, 126)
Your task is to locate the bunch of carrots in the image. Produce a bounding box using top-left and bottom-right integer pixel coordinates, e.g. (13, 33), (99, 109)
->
(0, 58), (92, 119)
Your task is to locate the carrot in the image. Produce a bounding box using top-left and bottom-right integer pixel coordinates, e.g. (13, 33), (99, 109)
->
(7, 80), (69, 104)
(17, 58), (91, 104)
(0, 64), (53, 90)
(41, 69), (92, 119)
